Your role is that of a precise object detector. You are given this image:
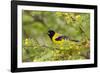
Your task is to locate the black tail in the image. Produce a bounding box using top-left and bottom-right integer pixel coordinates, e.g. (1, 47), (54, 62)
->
(63, 36), (80, 42)
(70, 39), (80, 42)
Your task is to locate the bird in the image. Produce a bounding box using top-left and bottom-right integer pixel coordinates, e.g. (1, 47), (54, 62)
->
(48, 30), (79, 45)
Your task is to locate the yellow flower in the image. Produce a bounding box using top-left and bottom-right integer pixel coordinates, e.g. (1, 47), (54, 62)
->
(68, 55), (72, 59)
(56, 50), (59, 53)
(76, 15), (81, 20)
(64, 13), (68, 16)
(33, 59), (37, 62)
(59, 46), (63, 50)
(69, 46), (73, 49)
(25, 38), (28, 46)
(76, 46), (79, 50)
(56, 12), (62, 17)
(51, 51), (54, 54)
(78, 52), (80, 55)
(25, 38), (28, 41)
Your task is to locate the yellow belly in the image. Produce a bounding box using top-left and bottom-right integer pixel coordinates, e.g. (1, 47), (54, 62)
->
(52, 33), (64, 45)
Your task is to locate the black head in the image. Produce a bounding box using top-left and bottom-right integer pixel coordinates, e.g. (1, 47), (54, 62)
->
(48, 30), (55, 40)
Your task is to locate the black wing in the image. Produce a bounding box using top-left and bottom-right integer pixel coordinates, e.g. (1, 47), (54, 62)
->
(55, 36), (69, 41)
(55, 36), (80, 42)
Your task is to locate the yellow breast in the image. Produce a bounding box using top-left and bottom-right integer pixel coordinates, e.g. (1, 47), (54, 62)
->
(52, 33), (64, 45)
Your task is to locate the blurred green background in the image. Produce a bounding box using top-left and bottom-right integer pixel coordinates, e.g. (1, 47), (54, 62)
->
(22, 10), (90, 62)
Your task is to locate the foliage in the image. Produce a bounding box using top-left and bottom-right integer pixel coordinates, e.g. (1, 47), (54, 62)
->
(22, 10), (90, 62)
